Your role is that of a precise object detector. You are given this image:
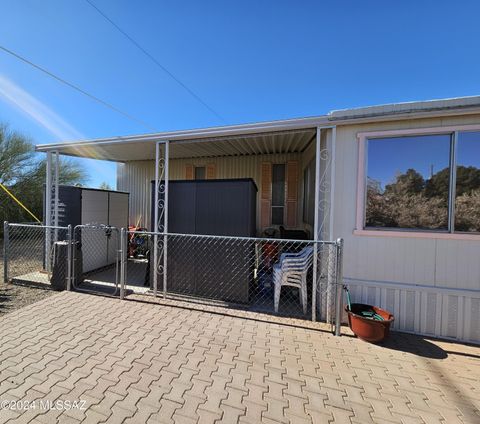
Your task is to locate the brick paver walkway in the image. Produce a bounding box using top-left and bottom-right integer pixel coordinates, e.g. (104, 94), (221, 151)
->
(0, 291), (479, 423)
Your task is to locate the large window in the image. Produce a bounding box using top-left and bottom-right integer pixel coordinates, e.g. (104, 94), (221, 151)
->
(365, 131), (480, 233)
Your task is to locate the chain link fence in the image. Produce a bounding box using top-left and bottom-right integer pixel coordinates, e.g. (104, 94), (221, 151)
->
(126, 230), (342, 324)
(3, 223), (70, 289)
(3, 223), (344, 329)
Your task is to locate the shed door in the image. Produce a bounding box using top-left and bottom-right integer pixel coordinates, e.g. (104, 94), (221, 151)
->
(107, 192), (129, 263)
(81, 190), (109, 272)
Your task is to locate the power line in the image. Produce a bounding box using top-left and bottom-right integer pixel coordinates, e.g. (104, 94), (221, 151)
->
(0, 45), (156, 131)
(85, 0), (225, 123)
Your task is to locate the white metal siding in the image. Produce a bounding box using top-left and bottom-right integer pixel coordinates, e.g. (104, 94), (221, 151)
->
(117, 161), (154, 229)
(334, 114), (480, 344)
(345, 279), (480, 343)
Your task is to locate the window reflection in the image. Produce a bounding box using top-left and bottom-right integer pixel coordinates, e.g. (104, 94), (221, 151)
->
(366, 134), (451, 230)
(455, 131), (480, 233)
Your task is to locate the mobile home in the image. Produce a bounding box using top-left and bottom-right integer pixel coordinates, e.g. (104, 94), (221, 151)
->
(36, 96), (480, 343)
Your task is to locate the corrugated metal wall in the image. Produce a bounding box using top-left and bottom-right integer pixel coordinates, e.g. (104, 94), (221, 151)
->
(117, 153), (304, 232)
(117, 161), (155, 228)
(334, 114), (480, 344)
(345, 279), (480, 343)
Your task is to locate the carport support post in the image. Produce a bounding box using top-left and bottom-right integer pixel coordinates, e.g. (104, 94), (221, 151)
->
(3, 221), (9, 283)
(334, 238), (344, 336)
(163, 140), (169, 299)
(153, 142), (160, 297)
(54, 151), (60, 242)
(45, 151), (53, 272)
(311, 127), (321, 322)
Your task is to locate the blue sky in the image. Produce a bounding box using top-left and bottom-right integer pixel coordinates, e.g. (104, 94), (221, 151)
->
(368, 135), (451, 188)
(368, 132), (480, 188)
(1, 0), (480, 188)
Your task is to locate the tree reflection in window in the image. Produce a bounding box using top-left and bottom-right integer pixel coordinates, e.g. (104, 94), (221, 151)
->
(365, 134), (451, 230)
(455, 131), (480, 232)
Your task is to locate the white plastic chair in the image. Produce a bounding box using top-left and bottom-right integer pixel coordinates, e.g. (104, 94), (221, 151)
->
(273, 246), (313, 314)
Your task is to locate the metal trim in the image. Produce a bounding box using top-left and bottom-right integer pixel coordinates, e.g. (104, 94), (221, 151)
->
(448, 131), (458, 233)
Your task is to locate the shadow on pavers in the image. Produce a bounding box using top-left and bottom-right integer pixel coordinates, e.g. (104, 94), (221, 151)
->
(378, 332), (448, 359)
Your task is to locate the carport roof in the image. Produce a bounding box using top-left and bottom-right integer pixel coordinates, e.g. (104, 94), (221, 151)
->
(36, 117), (322, 162)
(35, 95), (480, 162)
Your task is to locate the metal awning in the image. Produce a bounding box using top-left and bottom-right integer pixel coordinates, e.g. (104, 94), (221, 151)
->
(36, 128), (317, 162)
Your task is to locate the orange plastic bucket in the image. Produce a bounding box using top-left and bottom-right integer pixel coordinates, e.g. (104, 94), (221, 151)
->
(346, 303), (395, 343)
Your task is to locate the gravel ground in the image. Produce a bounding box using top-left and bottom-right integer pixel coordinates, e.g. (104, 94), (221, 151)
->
(0, 238), (55, 316)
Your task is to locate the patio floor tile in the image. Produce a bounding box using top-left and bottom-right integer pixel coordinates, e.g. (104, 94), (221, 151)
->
(0, 291), (479, 423)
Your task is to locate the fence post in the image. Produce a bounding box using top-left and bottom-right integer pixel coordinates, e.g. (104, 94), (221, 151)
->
(66, 225), (72, 291)
(311, 241), (318, 322)
(120, 228), (126, 300)
(3, 222), (9, 284)
(334, 238), (344, 336)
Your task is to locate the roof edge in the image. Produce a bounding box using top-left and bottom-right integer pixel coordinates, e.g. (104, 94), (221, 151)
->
(328, 95), (480, 120)
(36, 95), (480, 152)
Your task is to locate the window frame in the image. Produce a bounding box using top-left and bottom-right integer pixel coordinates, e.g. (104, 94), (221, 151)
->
(355, 124), (480, 240)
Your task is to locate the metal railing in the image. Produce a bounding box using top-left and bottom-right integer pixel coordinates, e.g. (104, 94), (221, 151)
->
(2, 222), (345, 334)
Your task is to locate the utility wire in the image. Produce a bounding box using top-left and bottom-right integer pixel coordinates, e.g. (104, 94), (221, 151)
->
(0, 182), (42, 223)
(0, 45), (156, 131)
(85, 0), (225, 123)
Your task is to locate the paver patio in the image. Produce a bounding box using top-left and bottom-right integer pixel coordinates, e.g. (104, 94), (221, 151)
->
(0, 291), (479, 423)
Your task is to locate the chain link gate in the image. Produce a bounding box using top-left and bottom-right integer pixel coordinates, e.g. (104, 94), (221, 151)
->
(72, 224), (123, 296)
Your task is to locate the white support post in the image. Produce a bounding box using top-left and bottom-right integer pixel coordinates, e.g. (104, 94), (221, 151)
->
(325, 128), (336, 325)
(328, 127), (336, 240)
(153, 142), (160, 297)
(163, 141), (169, 299)
(311, 127), (321, 322)
(45, 151), (53, 272)
(54, 151), (60, 241)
